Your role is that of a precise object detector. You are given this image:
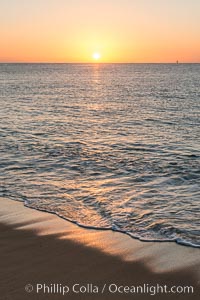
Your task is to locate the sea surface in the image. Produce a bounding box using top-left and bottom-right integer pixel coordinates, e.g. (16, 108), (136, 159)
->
(0, 63), (199, 247)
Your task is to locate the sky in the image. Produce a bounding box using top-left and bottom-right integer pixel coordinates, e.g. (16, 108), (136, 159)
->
(0, 0), (200, 63)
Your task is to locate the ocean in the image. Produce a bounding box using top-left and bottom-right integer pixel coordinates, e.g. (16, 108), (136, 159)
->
(0, 63), (199, 247)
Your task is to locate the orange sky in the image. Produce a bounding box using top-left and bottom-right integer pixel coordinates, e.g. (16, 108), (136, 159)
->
(1, 0), (200, 63)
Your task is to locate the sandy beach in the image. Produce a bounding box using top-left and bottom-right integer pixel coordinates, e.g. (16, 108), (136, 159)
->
(0, 197), (199, 300)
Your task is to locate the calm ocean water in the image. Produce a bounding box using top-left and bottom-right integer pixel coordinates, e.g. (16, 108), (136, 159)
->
(0, 63), (199, 247)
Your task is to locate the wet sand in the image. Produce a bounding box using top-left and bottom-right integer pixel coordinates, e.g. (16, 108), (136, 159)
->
(0, 197), (199, 300)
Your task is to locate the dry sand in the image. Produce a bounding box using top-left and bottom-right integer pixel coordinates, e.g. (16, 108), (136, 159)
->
(0, 197), (199, 300)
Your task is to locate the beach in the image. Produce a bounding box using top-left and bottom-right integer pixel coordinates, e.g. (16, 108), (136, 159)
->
(0, 197), (199, 300)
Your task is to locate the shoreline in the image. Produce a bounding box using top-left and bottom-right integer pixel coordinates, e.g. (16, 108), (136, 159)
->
(0, 197), (200, 299)
(24, 202), (200, 249)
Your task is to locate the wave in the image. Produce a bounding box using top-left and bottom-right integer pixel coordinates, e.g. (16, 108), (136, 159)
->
(3, 196), (199, 249)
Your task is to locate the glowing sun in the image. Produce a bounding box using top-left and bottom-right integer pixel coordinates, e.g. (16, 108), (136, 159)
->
(93, 52), (101, 60)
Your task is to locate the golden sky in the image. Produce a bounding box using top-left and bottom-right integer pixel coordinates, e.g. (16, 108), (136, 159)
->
(1, 0), (200, 63)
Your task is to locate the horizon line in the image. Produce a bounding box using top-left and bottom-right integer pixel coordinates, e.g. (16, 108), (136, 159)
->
(0, 61), (200, 64)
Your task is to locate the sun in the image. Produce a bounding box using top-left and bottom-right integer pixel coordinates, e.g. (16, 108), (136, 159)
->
(93, 52), (101, 60)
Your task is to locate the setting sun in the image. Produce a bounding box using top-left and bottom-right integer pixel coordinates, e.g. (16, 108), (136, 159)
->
(92, 52), (101, 60)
